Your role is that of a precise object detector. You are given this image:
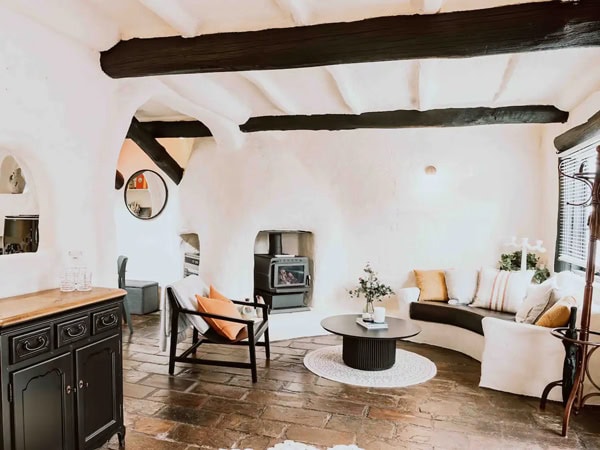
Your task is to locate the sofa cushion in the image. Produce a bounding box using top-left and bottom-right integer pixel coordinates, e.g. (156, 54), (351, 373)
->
(472, 268), (534, 313)
(409, 301), (514, 335)
(515, 277), (556, 324)
(445, 269), (478, 304)
(536, 296), (577, 328)
(414, 270), (448, 301)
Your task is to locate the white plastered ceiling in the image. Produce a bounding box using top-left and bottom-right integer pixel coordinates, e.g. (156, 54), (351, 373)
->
(5, 0), (600, 139)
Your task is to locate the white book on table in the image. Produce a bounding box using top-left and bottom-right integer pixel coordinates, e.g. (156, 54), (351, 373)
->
(356, 318), (388, 330)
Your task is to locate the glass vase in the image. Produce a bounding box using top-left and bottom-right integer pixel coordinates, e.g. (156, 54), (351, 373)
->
(364, 300), (375, 318)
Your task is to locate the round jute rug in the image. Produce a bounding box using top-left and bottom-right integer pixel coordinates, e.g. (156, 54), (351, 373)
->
(303, 345), (436, 388)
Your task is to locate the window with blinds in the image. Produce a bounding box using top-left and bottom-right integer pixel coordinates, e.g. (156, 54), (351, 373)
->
(557, 143), (598, 269)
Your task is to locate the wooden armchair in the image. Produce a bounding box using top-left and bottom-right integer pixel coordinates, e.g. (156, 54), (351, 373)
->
(166, 286), (270, 383)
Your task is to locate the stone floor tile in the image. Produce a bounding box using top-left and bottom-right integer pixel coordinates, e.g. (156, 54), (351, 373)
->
(124, 397), (166, 416)
(137, 362), (184, 376)
(166, 423), (245, 448)
(262, 405), (330, 427)
(264, 368), (320, 384)
(131, 416), (177, 437)
(137, 373), (196, 392)
(235, 434), (274, 450)
(202, 397), (265, 417)
(124, 343), (161, 355)
(124, 370), (151, 384)
(154, 405), (222, 427)
(243, 390), (305, 408)
(188, 381), (248, 399)
(325, 415), (395, 439)
(128, 352), (170, 365)
(123, 381), (156, 399)
(228, 374), (286, 391)
(105, 430), (188, 450)
(220, 413), (287, 438)
(303, 395), (367, 417)
(284, 424), (355, 448)
(147, 389), (208, 409)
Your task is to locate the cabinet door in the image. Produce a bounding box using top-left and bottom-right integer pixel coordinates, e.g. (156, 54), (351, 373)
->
(75, 334), (121, 449)
(11, 352), (74, 450)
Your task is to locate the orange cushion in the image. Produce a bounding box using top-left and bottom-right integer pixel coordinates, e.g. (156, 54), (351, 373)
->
(414, 270), (448, 301)
(209, 285), (230, 302)
(196, 294), (245, 340)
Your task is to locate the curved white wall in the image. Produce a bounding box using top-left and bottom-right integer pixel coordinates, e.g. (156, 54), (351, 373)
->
(0, 6), (129, 297)
(115, 140), (182, 287)
(180, 126), (544, 312)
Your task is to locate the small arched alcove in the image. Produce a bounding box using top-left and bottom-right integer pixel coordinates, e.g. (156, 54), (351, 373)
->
(0, 152), (39, 255)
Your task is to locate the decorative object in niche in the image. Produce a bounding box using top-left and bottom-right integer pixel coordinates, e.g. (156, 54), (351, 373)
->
(0, 155), (26, 194)
(8, 167), (25, 194)
(124, 169), (168, 220)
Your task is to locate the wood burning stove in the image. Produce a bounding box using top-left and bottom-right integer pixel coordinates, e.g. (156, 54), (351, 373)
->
(254, 231), (311, 312)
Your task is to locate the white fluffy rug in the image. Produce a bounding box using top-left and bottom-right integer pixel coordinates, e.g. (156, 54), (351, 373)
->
(267, 441), (362, 450)
(304, 345), (436, 388)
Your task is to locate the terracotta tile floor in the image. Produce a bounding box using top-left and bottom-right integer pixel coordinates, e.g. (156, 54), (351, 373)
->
(102, 314), (600, 450)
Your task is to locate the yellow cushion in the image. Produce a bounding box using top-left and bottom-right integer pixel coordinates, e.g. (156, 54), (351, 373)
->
(196, 294), (245, 340)
(414, 270), (448, 301)
(535, 296), (577, 328)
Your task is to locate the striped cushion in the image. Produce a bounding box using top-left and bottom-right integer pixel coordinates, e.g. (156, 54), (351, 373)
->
(472, 268), (535, 313)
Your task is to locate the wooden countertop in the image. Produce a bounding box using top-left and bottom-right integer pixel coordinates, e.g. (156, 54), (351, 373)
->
(0, 287), (127, 327)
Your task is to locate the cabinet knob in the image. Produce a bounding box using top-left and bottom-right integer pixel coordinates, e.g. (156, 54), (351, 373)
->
(79, 380), (84, 389)
(66, 385), (72, 395)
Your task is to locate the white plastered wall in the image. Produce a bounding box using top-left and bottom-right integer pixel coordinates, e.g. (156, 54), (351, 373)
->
(0, 6), (138, 297)
(115, 140), (182, 286)
(180, 125), (544, 313)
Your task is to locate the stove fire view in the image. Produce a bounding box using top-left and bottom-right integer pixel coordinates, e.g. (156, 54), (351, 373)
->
(254, 231), (311, 312)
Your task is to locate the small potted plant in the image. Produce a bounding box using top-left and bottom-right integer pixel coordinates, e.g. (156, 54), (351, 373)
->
(348, 263), (395, 318)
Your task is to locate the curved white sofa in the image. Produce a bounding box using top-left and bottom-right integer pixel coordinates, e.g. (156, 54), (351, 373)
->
(397, 286), (600, 403)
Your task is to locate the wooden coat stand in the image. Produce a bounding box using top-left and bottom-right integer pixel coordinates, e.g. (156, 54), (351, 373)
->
(541, 145), (600, 436)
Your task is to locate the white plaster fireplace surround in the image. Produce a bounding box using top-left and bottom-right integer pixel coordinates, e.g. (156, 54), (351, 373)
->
(179, 126), (544, 313)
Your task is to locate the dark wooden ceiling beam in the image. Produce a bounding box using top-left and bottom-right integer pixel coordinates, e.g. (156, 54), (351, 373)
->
(101, 2), (600, 78)
(555, 110), (600, 153)
(140, 106), (568, 138)
(126, 118), (184, 184)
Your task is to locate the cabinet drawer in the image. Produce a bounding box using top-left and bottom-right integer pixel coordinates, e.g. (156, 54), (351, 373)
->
(10, 327), (52, 364)
(56, 316), (90, 347)
(92, 307), (120, 335)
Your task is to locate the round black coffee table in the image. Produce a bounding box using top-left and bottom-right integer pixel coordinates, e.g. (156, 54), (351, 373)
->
(321, 314), (421, 370)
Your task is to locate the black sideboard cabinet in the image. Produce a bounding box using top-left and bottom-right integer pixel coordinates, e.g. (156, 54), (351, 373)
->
(0, 289), (126, 450)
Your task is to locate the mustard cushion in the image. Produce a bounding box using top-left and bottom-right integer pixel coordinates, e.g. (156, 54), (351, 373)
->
(196, 294), (245, 340)
(535, 296), (577, 328)
(414, 270), (448, 301)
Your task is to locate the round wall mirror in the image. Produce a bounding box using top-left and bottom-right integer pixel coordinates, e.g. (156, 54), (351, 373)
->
(124, 170), (168, 220)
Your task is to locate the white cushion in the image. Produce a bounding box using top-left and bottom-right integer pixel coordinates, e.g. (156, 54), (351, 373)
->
(515, 277), (556, 323)
(472, 268), (534, 313)
(444, 269), (478, 304)
(168, 275), (210, 333)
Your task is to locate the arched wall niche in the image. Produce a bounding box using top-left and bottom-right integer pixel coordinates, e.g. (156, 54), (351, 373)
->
(0, 144), (41, 255)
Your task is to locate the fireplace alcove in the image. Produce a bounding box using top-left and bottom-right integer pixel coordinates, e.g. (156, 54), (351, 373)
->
(253, 230), (314, 313)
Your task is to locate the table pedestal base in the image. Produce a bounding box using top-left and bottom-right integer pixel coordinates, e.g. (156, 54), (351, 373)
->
(342, 336), (396, 370)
